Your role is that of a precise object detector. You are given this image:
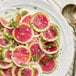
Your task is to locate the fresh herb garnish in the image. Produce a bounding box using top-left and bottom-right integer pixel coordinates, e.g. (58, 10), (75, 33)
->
(45, 44), (55, 48)
(6, 47), (10, 50)
(16, 8), (21, 10)
(20, 63), (25, 66)
(6, 38), (10, 44)
(33, 53), (41, 61)
(51, 26), (58, 35)
(10, 19), (19, 28)
(38, 52), (41, 58)
(22, 72), (25, 76)
(5, 11), (8, 14)
(0, 49), (3, 52)
(33, 53), (38, 61)
(0, 52), (3, 59)
(33, 56), (37, 61)
(42, 55), (58, 65)
(20, 63), (28, 66)
(51, 26), (56, 31)
(40, 37), (43, 40)
(47, 55), (58, 60)
(42, 60), (47, 65)
(0, 24), (2, 30)
(4, 34), (9, 38)
(21, 11), (28, 16)
(34, 6), (37, 9)
(30, 25), (33, 29)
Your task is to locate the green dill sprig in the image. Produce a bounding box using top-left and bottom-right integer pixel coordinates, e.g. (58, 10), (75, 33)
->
(10, 19), (19, 28)
(51, 26), (56, 31)
(45, 44), (56, 48)
(33, 53), (37, 61)
(0, 49), (3, 52)
(5, 11), (8, 14)
(0, 24), (2, 30)
(42, 60), (47, 65)
(47, 55), (58, 60)
(38, 52), (41, 58)
(50, 26), (58, 35)
(40, 37), (43, 40)
(20, 63), (28, 66)
(0, 52), (3, 59)
(42, 55), (58, 65)
(21, 11), (28, 16)
(33, 53), (41, 61)
(30, 25), (33, 29)
(16, 8), (21, 10)
(6, 38), (10, 44)
(34, 6), (37, 9)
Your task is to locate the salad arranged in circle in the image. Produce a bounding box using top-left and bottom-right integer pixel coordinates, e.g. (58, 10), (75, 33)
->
(0, 8), (61, 76)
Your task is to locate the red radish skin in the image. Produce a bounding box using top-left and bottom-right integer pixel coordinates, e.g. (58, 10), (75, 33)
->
(52, 52), (58, 56)
(41, 23), (60, 41)
(39, 55), (56, 73)
(0, 38), (7, 47)
(16, 17), (21, 24)
(21, 68), (32, 76)
(14, 67), (19, 76)
(21, 15), (31, 24)
(0, 62), (13, 69)
(0, 37), (13, 48)
(3, 24), (13, 38)
(29, 42), (44, 61)
(33, 14), (49, 30)
(0, 62), (11, 66)
(6, 28), (13, 36)
(43, 26), (58, 39)
(2, 68), (11, 76)
(13, 23), (33, 43)
(39, 40), (59, 54)
(0, 29), (4, 36)
(12, 46), (31, 66)
(45, 42), (58, 52)
(34, 69), (38, 76)
(0, 29), (3, 32)
(0, 23), (4, 28)
(0, 18), (7, 25)
(5, 50), (11, 60)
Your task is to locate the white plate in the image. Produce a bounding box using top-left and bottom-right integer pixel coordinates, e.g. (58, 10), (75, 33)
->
(0, 0), (74, 76)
